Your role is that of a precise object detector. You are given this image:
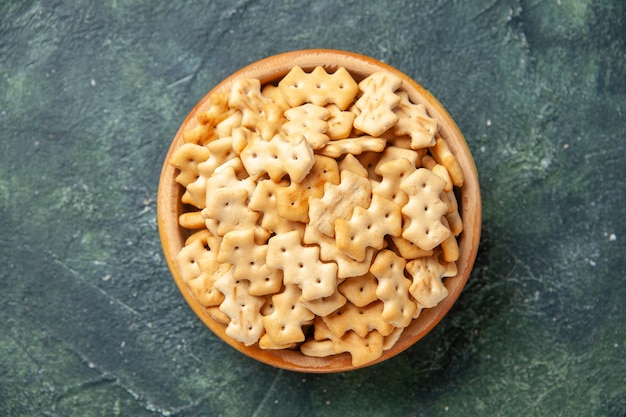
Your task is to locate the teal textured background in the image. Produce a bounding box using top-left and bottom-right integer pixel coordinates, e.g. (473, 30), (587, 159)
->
(1, 1), (624, 416)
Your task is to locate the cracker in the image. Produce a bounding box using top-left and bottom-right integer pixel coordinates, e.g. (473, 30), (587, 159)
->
(201, 188), (260, 237)
(399, 168), (451, 250)
(322, 300), (394, 338)
(248, 178), (303, 235)
(278, 66), (359, 110)
(371, 158), (416, 208)
(405, 255), (449, 309)
(275, 154), (340, 222)
(302, 290), (347, 317)
(300, 339), (336, 358)
(184, 137), (241, 208)
(240, 133), (315, 183)
(356, 151), (383, 181)
(382, 326), (404, 351)
(326, 104), (356, 139)
(439, 217), (460, 262)
(337, 271), (379, 308)
(182, 92), (233, 145)
(303, 224), (375, 279)
(228, 78), (270, 131)
(282, 103), (330, 150)
(307, 318), (385, 367)
(370, 249), (417, 328)
(203, 159), (256, 209)
(266, 230), (338, 301)
(374, 145), (421, 175)
(389, 235), (433, 259)
(217, 229), (283, 296)
(214, 268), (265, 346)
(421, 155), (452, 193)
(169, 143), (211, 187)
(393, 91), (437, 149)
(317, 136), (387, 158)
(353, 71), (402, 136)
(261, 284), (315, 345)
(431, 135), (464, 187)
(335, 194), (402, 261)
(178, 211), (205, 230)
(441, 190), (463, 236)
(176, 238), (216, 283)
(338, 153), (368, 178)
(308, 169), (372, 237)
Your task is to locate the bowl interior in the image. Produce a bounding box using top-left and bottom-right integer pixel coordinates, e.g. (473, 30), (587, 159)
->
(157, 49), (481, 373)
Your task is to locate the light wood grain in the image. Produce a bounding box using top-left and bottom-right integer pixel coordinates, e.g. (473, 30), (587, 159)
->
(157, 49), (481, 373)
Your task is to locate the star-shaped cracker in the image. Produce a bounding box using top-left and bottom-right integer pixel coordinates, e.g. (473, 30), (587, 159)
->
(335, 194), (402, 262)
(393, 91), (437, 149)
(399, 168), (451, 250)
(370, 249), (417, 328)
(308, 169), (372, 237)
(217, 229), (283, 296)
(266, 230), (338, 301)
(262, 284), (315, 345)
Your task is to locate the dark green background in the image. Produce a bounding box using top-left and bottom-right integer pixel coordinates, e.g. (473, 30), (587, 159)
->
(1, 1), (624, 416)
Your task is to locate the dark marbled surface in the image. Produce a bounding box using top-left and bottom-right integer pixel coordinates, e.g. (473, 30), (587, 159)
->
(1, 1), (624, 416)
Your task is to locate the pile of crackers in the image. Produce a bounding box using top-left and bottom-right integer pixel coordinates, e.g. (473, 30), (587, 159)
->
(169, 65), (464, 367)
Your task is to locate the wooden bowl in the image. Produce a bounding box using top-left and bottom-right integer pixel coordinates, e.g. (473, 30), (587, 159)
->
(157, 49), (481, 373)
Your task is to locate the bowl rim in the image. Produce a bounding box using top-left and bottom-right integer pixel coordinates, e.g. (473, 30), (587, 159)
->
(157, 48), (482, 373)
